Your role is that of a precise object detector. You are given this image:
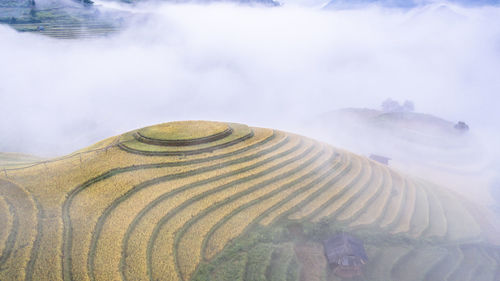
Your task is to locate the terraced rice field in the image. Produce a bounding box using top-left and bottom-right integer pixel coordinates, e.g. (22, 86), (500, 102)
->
(0, 120), (498, 281)
(10, 21), (119, 39)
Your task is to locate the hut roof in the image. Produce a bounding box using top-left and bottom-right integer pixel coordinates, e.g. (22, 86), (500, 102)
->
(323, 233), (368, 264)
(369, 154), (390, 165)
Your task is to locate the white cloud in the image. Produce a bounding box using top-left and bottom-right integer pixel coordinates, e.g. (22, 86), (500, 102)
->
(1, 2), (500, 156)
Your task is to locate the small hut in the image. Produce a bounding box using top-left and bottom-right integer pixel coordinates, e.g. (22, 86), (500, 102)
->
(323, 233), (368, 278)
(454, 121), (469, 132)
(369, 154), (390, 165)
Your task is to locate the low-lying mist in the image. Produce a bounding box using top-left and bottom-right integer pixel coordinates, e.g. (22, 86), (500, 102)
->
(1, 0), (499, 209)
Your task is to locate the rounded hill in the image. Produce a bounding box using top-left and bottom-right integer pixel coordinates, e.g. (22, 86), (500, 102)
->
(0, 121), (498, 281)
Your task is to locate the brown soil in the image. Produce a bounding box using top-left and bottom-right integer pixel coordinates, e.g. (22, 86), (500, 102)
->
(294, 242), (328, 281)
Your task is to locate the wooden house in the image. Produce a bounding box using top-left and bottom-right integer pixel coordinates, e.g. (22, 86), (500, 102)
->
(454, 121), (469, 132)
(369, 154), (390, 165)
(323, 233), (368, 278)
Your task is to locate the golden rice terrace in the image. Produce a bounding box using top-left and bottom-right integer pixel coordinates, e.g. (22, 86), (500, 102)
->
(0, 121), (499, 281)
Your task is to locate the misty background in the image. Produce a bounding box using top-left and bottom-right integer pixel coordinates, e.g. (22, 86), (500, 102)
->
(1, 0), (500, 208)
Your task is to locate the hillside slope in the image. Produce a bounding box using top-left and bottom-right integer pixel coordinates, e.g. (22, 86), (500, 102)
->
(305, 107), (496, 207)
(0, 152), (45, 169)
(0, 0), (278, 39)
(0, 120), (498, 281)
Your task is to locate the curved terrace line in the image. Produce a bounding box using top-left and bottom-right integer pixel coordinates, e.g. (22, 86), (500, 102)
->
(310, 158), (373, 222)
(119, 136), (291, 281)
(25, 197), (45, 281)
(0, 197), (18, 268)
(135, 127), (233, 147)
(61, 131), (277, 281)
(148, 143), (315, 281)
(283, 153), (354, 222)
(200, 146), (336, 261)
(173, 145), (326, 280)
(332, 161), (383, 223)
(0, 197), (13, 262)
(96, 137), (301, 281)
(86, 135), (297, 281)
(289, 155), (364, 221)
(0, 179), (37, 270)
(119, 130), (254, 156)
(254, 151), (344, 227)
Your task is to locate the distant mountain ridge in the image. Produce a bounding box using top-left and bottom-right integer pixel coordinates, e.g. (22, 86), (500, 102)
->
(0, 0), (279, 38)
(324, 0), (500, 9)
(320, 107), (459, 136)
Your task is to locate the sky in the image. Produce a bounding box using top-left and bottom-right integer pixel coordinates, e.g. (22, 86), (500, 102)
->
(1, 0), (500, 157)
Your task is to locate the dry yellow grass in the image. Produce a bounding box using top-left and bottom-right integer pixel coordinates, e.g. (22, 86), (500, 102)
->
(72, 135), (121, 154)
(349, 164), (393, 227)
(379, 171), (406, 228)
(0, 196), (12, 256)
(204, 162), (330, 259)
(70, 131), (293, 280)
(391, 179), (417, 235)
(0, 179), (38, 281)
(431, 186), (482, 242)
(408, 183), (430, 238)
(312, 157), (373, 222)
(259, 151), (350, 226)
(202, 145), (333, 260)
(31, 215), (63, 281)
(0, 120), (493, 281)
(92, 136), (305, 281)
(120, 134), (300, 280)
(122, 184), (191, 280)
(69, 170), (174, 281)
(420, 182), (447, 238)
(120, 123), (252, 154)
(150, 213), (183, 281)
(336, 162), (385, 222)
(0, 152), (45, 169)
(158, 140), (318, 280)
(7, 127), (273, 197)
(138, 121), (229, 141)
(288, 154), (362, 220)
(2, 125), (275, 281)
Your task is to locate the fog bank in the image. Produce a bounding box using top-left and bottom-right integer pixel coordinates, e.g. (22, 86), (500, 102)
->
(1, 2), (500, 158)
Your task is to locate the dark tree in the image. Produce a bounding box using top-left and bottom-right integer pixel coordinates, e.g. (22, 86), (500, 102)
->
(382, 98), (415, 113)
(402, 100), (415, 112)
(454, 121), (469, 132)
(381, 98), (400, 112)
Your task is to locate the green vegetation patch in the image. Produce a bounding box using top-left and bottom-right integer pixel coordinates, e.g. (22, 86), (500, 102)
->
(192, 211), (500, 281)
(268, 244), (295, 281)
(192, 226), (292, 281)
(245, 243), (275, 281)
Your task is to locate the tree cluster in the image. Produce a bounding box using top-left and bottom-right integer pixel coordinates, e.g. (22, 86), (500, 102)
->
(381, 98), (415, 113)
